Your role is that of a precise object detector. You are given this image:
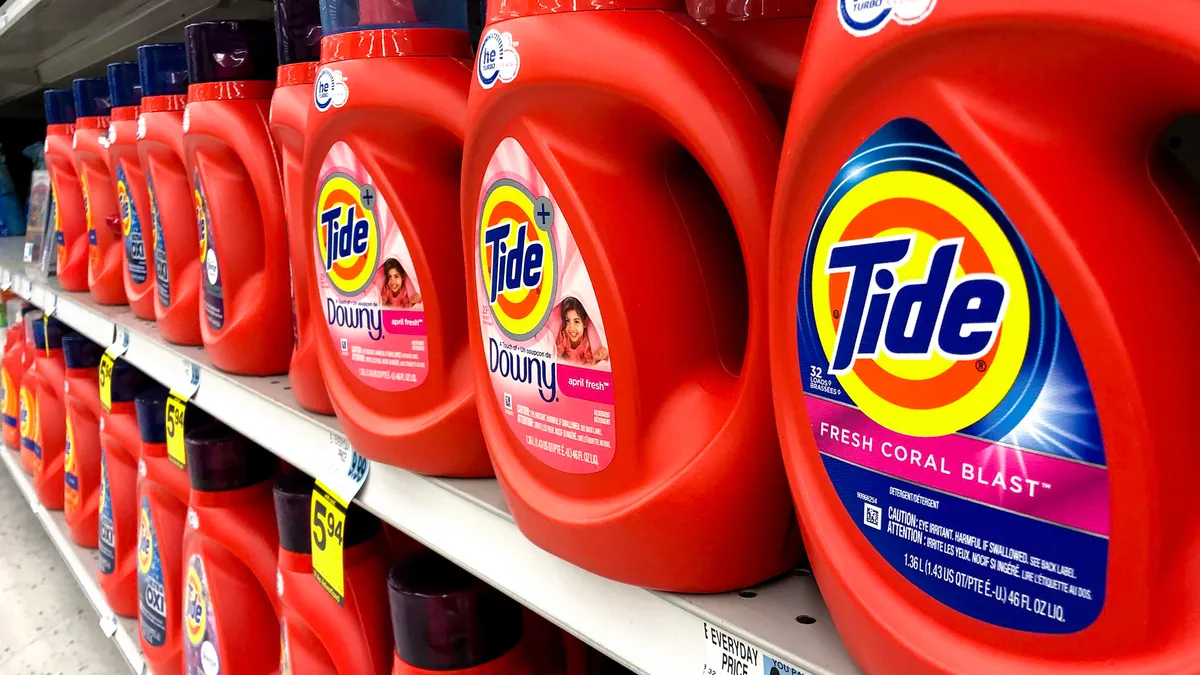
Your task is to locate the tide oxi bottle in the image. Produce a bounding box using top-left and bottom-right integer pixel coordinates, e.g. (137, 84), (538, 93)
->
(63, 334), (105, 548)
(269, 0), (333, 414)
(770, 2), (1200, 674)
(184, 21), (291, 375)
(99, 360), (155, 617)
(137, 43), (202, 346)
(72, 77), (127, 305)
(275, 472), (392, 675)
(135, 386), (189, 674)
(462, 0), (799, 590)
(44, 90), (89, 292)
(106, 61), (156, 319)
(306, 0), (488, 475)
(182, 423), (281, 675)
(2, 305), (35, 449)
(27, 316), (67, 509)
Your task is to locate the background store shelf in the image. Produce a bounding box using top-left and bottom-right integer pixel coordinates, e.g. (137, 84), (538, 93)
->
(1, 239), (861, 675)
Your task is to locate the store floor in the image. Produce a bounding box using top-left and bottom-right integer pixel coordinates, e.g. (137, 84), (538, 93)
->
(0, 466), (128, 674)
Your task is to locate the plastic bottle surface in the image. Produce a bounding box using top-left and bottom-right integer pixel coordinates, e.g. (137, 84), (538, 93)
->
(183, 20), (291, 375)
(16, 316), (38, 475)
(304, 0), (488, 476)
(137, 43), (203, 346)
(769, 2), (1200, 674)
(106, 61), (157, 319)
(2, 310), (33, 450)
(72, 77), (127, 305)
(62, 334), (105, 548)
(44, 90), (89, 292)
(462, 0), (800, 591)
(26, 316), (67, 510)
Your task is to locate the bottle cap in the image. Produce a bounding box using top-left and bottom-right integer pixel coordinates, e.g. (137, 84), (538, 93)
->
(185, 20), (278, 84)
(107, 61), (142, 108)
(43, 89), (76, 125)
(273, 472), (380, 554)
(72, 78), (112, 118)
(185, 422), (276, 492)
(321, 0), (472, 34)
(135, 385), (170, 443)
(274, 0), (322, 65)
(138, 44), (189, 97)
(31, 315), (68, 351)
(388, 551), (523, 670)
(62, 334), (104, 368)
(110, 359), (153, 402)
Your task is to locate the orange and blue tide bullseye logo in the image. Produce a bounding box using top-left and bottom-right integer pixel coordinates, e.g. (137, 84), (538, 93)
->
(184, 564), (206, 646)
(118, 178), (133, 237)
(316, 173), (380, 296)
(800, 118), (1058, 440)
(478, 179), (558, 341)
(137, 508), (153, 574)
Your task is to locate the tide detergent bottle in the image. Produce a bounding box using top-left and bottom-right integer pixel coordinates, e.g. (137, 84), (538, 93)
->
(99, 359), (155, 617)
(770, 2), (1200, 674)
(17, 316), (39, 475)
(182, 422), (281, 675)
(26, 316), (67, 509)
(269, 0), (333, 414)
(2, 305), (35, 449)
(72, 77), (127, 305)
(105, 61), (156, 319)
(462, 0), (800, 590)
(305, 0), (488, 475)
(275, 472), (392, 675)
(135, 385), (189, 674)
(137, 43), (202, 346)
(184, 20), (291, 375)
(63, 334), (105, 548)
(44, 89), (89, 292)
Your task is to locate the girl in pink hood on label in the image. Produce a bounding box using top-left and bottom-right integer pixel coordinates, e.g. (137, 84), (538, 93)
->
(379, 258), (422, 309)
(556, 297), (609, 366)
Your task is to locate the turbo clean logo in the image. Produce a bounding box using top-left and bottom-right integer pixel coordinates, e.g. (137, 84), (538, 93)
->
(838, 0), (936, 37)
(314, 67), (348, 112)
(184, 563), (206, 645)
(479, 179), (557, 340)
(137, 507), (153, 574)
(316, 173), (380, 296)
(477, 29), (520, 89)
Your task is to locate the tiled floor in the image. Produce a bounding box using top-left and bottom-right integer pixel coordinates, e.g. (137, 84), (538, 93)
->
(0, 467), (127, 674)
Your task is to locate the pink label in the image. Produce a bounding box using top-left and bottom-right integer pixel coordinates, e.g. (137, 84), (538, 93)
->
(476, 138), (615, 474)
(314, 142), (428, 391)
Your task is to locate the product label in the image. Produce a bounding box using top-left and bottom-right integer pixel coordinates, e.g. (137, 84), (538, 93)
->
(138, 495), (168, 647)
(702, 622), (814, 675)
(475, 139), (615, 473)
(150, 174), (170, 307)
(64, 415), (79, 516)
(313, 142), (428, 391)
(118, 164), (148, 285)
(98, 450), (116, 574)
(195, 169), (223, 330)
(796, 118), (1107, 633)
(1, 370), (17, 430)
(19, 384), (40, 471)
(477, 29), (520, 89)
(313, 67), (349, 112)
(184, 554), (221, 675)
(838, 0), (936, 37)
(84, 171), (100, 270)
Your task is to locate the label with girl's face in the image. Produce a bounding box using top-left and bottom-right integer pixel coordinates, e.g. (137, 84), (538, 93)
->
(475, 138), (616, 474)
(312, 141), (429, 392)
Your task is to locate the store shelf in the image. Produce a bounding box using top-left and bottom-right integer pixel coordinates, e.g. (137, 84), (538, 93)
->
(0, 445), (144, 674)
(0, 240), (861, 675)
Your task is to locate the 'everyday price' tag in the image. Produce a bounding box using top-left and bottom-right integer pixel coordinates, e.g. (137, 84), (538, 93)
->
(311, 483), (347, 605)
(98, 353), (115, 412)
(322, 433), (370, 504)
(165, 393), (188, 469)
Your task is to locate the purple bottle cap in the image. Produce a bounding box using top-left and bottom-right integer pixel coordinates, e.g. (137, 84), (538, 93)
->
(185, 20), (278, 84)
(138, 44), (189, 96)
(62, 334), (104, 369)
(273, 472), (380, 554)
(135, 385), (170, 444)
(43, 89), (76, 125)
(110, 359), (154, 403)
(274, 0), (322, 65)
(72, 78), (112, 118)
(107, 61), (142, 108)
(388, 551), (523, 670)
(185, 421), (277, 492)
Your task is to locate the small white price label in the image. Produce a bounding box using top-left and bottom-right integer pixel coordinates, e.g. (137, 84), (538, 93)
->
(701, 622), (812, 675)
(21, 242), (33, 263)
(176, 359), (200, 399)
(322, 433), (370, 504)
(108, 327), (130, 358)
(99, 611), (118, 638)
(43, 293), (57, 317)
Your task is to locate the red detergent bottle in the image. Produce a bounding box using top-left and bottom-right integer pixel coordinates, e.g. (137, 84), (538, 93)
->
(137, 43), (203, 346)
(27, 316), (67, 509)
(99, 360), (155, 617)
(184, 21), (291, 375)
(72, 77), (128, 305)
(17, 317), (39, 475)
(106, 61), (156, 319)
(182, 422), (281, 675)
(770, 2), (1200, 674)
(305, 0), (488, 476)
(269, 0), (333, 414)
(2, 305), (36, 450)
(388, 550), (534, 675)
(274, 472), (392, 675)
(63, 334), (105, 548)
(135, 385), (189, 675)
(462, 0), (799, 590)
(44, 89), (89, 292)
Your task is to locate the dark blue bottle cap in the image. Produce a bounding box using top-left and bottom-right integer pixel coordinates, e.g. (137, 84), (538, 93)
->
(320, 0), (471, 34)
(185, 422), (277, 492)
(135, 385), (170, 444)
(275, 0), (323, 65)
(43, 89), (76, 125)
(273, 472), (379, 554)
(107, 62), (143, 108)
(31, 316), (69, 351)
(138, 44), (189, 96)
(62, 334), (104, 369)
(185, 20), (278, 84)
(110, 359), (154, 403)
(72, 78), (112, 118)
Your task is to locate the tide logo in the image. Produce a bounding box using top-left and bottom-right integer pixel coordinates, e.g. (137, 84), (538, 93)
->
(184, 563), (207, 646)
(64, 417), (75, 473)
(117, 176), (133, 237)
(137, 506), (153, 574)
(18, 385), (34, 438)
(316, 173), (379, 296)
(810, 169), (1030, 438)
(194, 171), (209, 265)
(478, 179), (557, 341)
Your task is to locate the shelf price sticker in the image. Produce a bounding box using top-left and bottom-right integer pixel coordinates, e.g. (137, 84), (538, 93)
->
(1, 269), (11, 291)
(701, 622), (812, 675)
(323, 432), (370, 504)
(165, 393), (188, 469)
(99, 328), (131, 412)
(311, 481), (347, 606)
(99, 611), (119, 638)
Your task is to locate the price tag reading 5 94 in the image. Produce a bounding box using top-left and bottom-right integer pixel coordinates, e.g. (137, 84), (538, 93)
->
(311, 485), (347, 606)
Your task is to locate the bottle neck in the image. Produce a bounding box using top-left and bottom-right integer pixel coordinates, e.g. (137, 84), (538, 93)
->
(319, 28), (471, 64)
(488, 0), (683, 22)
(187, 80), (276, 103)
(140, 94), (186, 113)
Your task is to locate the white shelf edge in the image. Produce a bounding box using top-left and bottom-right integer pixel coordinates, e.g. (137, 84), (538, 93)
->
(0, 446), (145, 674)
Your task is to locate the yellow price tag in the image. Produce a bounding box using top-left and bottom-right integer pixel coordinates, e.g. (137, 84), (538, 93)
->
(311, 483), (346, 606)
(98, 352), (115, 412)
(41, 313), (49, 358)
(165, 392), (187, 469)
